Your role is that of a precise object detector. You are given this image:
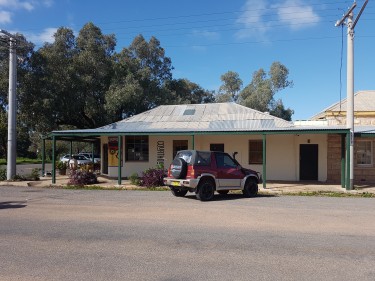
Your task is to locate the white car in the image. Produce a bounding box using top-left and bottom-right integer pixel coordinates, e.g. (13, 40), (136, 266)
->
(78, 153), (100, 163)
(60, 154), (72, 163)
(60, 154), (92, 165)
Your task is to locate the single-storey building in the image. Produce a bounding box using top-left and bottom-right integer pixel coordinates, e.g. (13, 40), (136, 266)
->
(311, 90), (375, 183)
(47, 102), (356, 188)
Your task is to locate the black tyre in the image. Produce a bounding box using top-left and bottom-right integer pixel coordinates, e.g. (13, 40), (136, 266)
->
(196, 178), (215, 201)
(217, 190), (229, 195)
(170, 187), (188, 197)
(171, 158), (187, 179)
(242, 178), (258, 198)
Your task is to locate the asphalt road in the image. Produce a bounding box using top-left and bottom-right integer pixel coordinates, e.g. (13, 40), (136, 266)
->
(0, 186), (374, 281)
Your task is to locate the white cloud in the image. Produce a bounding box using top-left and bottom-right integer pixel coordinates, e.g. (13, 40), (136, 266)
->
(0, 0), (53, 23)
(235, 0), (320, 39)
(235, 0), (270, 40)
(0, 10), (11, 23)
(27, 27), (57, 44)
(0, 0), (35, 11)
(274, 0), (320, 29)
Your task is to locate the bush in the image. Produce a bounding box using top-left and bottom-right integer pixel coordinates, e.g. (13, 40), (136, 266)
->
(68, 170), (98, 186)
(140, 167), (166, 188)
(56, 161), (67, 170)
(24, 168), (40, 181)
(129, 172), (140, 185)
(0, 168), (6, 181)
(0, 167), (40, 181)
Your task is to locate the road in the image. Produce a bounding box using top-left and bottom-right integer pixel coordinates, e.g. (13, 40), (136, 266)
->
(0, 186), (374, 281)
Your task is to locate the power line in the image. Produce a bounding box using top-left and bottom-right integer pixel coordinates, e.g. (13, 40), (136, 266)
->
(18, 1), (356, 33)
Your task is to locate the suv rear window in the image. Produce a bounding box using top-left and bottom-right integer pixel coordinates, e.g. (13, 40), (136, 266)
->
(175, 151), (193, 164)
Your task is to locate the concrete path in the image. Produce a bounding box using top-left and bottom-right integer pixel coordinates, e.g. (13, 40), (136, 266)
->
(1, 173), (374, 195)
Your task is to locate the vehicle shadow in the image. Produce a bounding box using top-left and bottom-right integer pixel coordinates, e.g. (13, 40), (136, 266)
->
(184, 193), (276, 201)
(0, 201), (27, 209)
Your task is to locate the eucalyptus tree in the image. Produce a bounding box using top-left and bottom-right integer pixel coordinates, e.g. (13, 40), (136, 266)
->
(163, 78), (215, 105)
(238, 61), (294, 120)
(105, 35), (173, 120)
(20, 23), (116, 131)
(0, 33), (34, 157)
(216, 71), (243, 102)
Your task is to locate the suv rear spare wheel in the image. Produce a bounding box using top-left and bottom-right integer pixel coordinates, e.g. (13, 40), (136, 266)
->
(171, 158), (187, 179)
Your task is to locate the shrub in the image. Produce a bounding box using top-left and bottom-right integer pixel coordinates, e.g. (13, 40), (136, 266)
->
(129, 172), (140, 185)
(24, 168), (40, 181)
(140, 167), (166, 188)
(0, 168), (6, 181)
(68, 169), (98, 186)
(56, 161), (67, 170)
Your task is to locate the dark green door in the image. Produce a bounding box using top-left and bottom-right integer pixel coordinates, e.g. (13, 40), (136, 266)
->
(300, 144), (318, 180)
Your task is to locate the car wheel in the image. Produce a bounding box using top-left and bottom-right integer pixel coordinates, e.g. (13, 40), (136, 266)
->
(196, 179), (215, 201)
(170, 187), (188, 197)
(217, 190), (229, 195)
(243, 179), (258, 198)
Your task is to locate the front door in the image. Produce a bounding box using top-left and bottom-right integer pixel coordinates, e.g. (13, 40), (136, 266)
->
(102, 144), (108, 174)
(300, 144), (318, 180)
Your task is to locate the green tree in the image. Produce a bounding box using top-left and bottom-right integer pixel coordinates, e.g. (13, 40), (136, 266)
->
(20, 23), (116, 130)
(238, 62), (293, 120)
(216, 71), (243, 102)
(75, 22), (116, 127)
(164, 78), (214, 105)
(105, 35), (173, 120)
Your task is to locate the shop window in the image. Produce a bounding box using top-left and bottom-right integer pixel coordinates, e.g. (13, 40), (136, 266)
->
(249, 140), (263, 164)
(173, 140), (188, 158)
(210, 143), (224, 152)
(356, 140), (373, 166)
(125, 136), (149, 161)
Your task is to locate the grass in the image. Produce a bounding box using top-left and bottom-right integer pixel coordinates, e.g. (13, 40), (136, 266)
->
(0, 158), (51, 165)
(268, 190), (375, 198)
(50, 184), (170, 191)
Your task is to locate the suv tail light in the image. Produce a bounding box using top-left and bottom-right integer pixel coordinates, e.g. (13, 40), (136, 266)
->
(186, 166), (195, 178)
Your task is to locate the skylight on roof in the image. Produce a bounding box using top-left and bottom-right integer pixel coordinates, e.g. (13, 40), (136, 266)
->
(183, 109), (196, 116)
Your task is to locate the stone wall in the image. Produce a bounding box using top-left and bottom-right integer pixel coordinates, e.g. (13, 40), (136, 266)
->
(327, 134), (375, 183)
(327, 134), (342, 183)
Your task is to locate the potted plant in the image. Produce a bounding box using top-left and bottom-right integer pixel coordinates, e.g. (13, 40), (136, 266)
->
(56, 161), (68, 175)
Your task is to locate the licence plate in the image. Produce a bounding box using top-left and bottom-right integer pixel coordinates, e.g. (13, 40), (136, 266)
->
(171, 181), (180, 186)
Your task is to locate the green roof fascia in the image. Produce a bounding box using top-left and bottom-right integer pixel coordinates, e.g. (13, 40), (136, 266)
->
(48, 128), (350, 139)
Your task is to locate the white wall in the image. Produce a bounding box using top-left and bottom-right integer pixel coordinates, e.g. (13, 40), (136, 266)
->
(101, 133), (328, 181)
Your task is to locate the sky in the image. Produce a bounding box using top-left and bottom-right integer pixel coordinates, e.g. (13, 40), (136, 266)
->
(0, 0), (374, 120)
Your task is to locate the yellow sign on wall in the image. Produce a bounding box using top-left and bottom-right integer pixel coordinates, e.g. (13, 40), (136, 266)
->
(108, 137), (122, 166)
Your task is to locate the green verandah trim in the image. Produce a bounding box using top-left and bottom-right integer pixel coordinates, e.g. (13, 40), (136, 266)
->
(46, 128), (351, 186)
(263, 134), (267, 188)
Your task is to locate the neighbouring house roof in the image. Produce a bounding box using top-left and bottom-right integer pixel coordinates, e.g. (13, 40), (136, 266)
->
(51, 102), (350, 138)
(311, 90), (375, 120)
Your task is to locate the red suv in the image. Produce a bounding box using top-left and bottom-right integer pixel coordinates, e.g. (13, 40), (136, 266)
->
(163, 150), (262, 201)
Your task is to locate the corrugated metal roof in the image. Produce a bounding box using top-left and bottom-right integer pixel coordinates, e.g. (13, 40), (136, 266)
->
(96, 103), (294, 132)
(311, 90), (375, 120)
(52, 103), (352, 136)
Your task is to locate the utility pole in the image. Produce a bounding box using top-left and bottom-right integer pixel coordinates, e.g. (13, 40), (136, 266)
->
(0, 29), (17, 180)
(335, 0), (368, 190)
